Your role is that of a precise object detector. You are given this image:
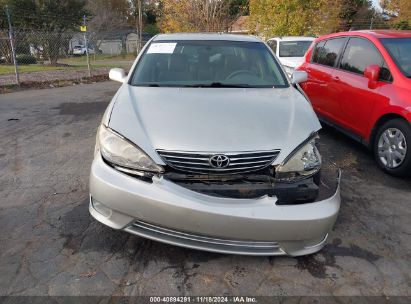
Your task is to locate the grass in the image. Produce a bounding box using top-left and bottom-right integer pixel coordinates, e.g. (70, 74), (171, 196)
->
(1, 74), (110, 94)
(0, 64), (72, 75)
(0, 54), (135, 75)
(0, 62), (130, 75)
(60, 53), (136, 63)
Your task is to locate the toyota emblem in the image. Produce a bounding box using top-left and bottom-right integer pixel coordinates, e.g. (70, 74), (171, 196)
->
(209, 154), (230, 168)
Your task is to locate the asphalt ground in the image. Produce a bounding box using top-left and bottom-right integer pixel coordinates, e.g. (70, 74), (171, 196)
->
(0, 82), (410, 299)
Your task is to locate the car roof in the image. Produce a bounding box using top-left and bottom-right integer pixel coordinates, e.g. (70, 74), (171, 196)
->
(267, 36), (315, 41)
(357, 30), (411, 38)
(318, 30), (411, 40)
(153, 33), (262, 43)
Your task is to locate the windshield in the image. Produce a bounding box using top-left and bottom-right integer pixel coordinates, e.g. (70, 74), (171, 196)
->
(130, 40), (288, 88)
(279, 41), (312, 57)
(381, 38), (411, 77)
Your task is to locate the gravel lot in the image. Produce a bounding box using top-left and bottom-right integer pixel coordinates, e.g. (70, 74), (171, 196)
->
(0, 82), (410, 299)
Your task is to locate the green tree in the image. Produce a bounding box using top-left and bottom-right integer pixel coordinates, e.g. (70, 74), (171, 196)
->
(338, 0), (375, 31)
(1, 0), (87, 65)
(249, 0), (340, 37)
(143, 0), (160, 34)
(229, 0), (249, 17)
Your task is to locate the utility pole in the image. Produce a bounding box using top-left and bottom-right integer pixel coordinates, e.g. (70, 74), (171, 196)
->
(5, 5), (19, 85)
(135, 0), (143, 52)
(83, 15), (91, 77)
(138, 0), (143, 52)
(370, 11), (376, 30)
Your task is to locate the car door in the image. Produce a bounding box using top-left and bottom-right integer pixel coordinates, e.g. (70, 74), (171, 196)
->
(332, 37), (392, 138)
(303, 37), (347, 121)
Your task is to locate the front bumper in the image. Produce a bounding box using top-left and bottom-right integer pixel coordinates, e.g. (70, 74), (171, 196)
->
(89, 154), (341, 256)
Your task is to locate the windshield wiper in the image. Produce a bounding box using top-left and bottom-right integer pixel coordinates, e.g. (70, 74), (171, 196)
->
(183, 82), (252, 88)
(133, 83), (162, 87)
(136, 82), (262, 88)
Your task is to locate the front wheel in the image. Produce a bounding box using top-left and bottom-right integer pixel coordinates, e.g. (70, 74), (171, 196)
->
(374, 118), (411, 177)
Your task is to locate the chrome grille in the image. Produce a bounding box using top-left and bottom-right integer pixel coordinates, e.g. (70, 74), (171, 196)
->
(157, 150), (280, 174)
(125, 220), (285, 256)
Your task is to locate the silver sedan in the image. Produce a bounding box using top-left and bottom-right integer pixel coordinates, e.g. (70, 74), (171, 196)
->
(89, 33), (341, 256)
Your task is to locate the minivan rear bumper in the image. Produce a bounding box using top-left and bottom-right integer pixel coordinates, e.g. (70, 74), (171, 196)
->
(89, 154), (341, 256)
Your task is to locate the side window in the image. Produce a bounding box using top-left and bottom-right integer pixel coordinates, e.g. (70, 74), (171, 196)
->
(311, 41), (325, 63)
(380, 62), (393, 82)
(340, 38), (381, 74)
(267, 40), (277, 54)
(312, 38), (346, 67)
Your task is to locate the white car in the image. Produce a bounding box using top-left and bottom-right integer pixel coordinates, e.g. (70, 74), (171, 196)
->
(266, 37), (315, 76)
(72, 45), (96, 56)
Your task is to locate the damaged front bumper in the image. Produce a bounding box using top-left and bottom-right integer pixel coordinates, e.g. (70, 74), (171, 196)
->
(89, 154), (341, 256)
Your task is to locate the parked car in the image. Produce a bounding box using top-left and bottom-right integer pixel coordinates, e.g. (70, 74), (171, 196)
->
(298, 30), (411, 176)
(89, 33), (341, 256)
(72, 45), (98, 56)
(267, 36), (315, 75)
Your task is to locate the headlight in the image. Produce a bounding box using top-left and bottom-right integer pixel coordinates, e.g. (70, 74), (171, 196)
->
(275, 134), (321, 182)
(98, 124), (163, 173)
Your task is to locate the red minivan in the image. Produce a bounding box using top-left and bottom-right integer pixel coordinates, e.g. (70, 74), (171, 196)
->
(298, 30), (411, 176)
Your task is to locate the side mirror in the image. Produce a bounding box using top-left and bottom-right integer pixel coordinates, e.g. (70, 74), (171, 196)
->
(291, 71), (308, 84)
(109, 68), (126, 83)
(364, 64), (380, 89)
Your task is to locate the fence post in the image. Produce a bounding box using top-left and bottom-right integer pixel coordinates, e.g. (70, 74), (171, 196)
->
(5, 5), (20, 85)
(83, 15), (91, 78)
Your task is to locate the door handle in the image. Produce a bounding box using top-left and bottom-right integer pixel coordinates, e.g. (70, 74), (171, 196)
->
(333, 76), (341, 82)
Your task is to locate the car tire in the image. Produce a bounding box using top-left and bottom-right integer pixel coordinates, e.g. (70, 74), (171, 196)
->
(374, 118), (411, 177)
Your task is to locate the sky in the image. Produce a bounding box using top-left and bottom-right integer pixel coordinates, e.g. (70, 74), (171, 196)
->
(372, 0), (382, 11)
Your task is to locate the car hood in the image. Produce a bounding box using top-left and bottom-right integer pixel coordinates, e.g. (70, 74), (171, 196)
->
(279, 57), (304, 68)
(108, 85), (321, 165)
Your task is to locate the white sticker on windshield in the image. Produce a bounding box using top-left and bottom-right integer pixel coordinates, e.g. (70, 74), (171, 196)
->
(147, 43), (177, 54)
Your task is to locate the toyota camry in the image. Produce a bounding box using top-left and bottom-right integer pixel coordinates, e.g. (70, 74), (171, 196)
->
(89, 33), (341, 256)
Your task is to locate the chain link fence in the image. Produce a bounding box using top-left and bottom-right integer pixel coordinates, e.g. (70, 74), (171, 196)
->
(1, 20), (410, 88)
(0, 27), (152, 86)
(335, 18), (411, 32)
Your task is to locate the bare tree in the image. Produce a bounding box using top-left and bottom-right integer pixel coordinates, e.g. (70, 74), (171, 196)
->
(86, 0), (129, 49)
(194, 0), (232, 31)
(159, 0), (241, 33)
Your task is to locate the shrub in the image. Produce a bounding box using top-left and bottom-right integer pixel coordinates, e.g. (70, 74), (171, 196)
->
(16, 54), (37, 65)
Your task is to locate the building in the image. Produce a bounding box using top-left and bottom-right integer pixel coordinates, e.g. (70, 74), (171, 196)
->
(69, 30), (154, 55)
